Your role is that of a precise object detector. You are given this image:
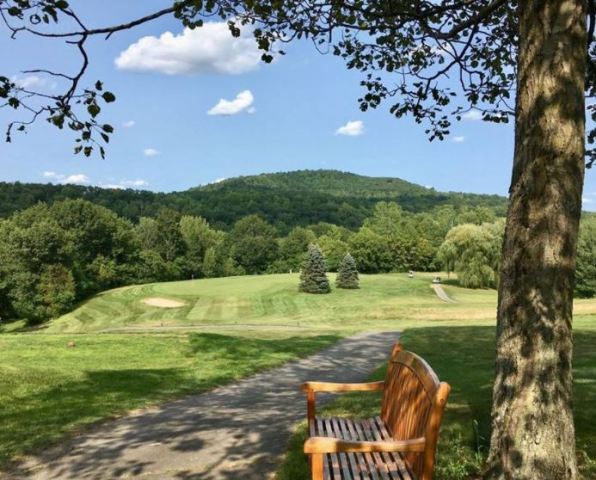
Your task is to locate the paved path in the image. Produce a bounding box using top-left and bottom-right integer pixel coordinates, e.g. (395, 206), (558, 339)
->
(431, 284), (456, 303)
(9, 331), (400, 480)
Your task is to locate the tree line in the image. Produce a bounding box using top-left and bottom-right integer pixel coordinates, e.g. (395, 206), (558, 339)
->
(0, 199), (594, 324)
(0, 170), (508, 232)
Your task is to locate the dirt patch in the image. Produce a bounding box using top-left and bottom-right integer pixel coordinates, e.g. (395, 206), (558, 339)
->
(141, 297), (186, 308)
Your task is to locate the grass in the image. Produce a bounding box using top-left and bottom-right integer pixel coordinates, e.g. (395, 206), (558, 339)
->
(0, 330), (340, 467)
(45, 272), (510, 334)
(276, 322), (596, 480)
(2, 272), (595, 475)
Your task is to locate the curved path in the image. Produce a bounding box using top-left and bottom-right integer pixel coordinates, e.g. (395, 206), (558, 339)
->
(9, 331), (400, 480)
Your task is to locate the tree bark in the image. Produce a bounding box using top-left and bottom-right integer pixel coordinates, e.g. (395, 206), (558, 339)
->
(485, 1), (587, 479)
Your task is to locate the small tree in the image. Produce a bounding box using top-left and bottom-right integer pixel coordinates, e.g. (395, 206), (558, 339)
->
(336, 253), (359, 289)
(299, 244), (330, 294)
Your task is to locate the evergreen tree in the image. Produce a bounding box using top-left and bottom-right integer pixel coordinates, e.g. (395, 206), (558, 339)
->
(336, 253), (359, 289)
(298, 244), (330, 294)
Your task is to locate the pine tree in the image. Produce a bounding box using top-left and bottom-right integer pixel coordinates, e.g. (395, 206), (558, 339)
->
(299, 244), (331, 294)
(336, 253), (359, 289)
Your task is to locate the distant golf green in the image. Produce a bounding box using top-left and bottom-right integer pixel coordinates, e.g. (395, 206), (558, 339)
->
(47, 272), (512, 334)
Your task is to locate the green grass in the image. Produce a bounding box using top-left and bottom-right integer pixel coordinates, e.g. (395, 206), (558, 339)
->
(276, 322), (596, 480)
(3, 272), (595, 475)
(0, 331), (339, 467)
(45, 273), (512, 334)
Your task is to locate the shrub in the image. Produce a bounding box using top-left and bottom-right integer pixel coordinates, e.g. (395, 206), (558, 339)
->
(336, 253), (359, 289)
(299, 244), (331, 294)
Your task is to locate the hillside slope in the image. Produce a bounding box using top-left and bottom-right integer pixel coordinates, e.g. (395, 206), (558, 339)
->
(0, 170), (508, 231)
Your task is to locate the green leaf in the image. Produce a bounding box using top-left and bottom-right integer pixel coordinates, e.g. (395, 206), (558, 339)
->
(102, 92), (116, 103)
(87, 104), (100, 118)
(102, 124), (114, 133)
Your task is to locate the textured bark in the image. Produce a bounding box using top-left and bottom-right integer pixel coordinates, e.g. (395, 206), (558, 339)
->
(485, 1), (587, 479)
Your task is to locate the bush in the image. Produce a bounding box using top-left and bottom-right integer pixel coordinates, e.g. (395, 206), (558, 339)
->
(299, 244), (331, 294)
(336, 253), (359, 289)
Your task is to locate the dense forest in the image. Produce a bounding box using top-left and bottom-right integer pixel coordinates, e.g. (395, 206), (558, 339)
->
(0, 170), (508, 232)
(0, 172), (596, 322)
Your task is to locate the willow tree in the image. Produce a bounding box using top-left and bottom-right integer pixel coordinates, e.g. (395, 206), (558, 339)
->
(1, 1), (594, 478)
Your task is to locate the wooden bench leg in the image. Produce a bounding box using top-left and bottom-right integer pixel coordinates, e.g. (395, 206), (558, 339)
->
(311, 453), (324, 480)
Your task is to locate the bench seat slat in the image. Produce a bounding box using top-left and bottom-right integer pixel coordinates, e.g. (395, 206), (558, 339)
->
(312, 416), (414, 480)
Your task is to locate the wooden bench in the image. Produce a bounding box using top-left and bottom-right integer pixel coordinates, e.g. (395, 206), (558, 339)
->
(301, 342), (450, 480)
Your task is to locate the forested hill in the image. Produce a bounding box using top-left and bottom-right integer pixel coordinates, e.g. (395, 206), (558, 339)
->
(0, 170), (507, 231)
(198, 170), (430, 198)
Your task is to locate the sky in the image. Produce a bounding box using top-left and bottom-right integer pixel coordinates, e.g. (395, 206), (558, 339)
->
(0, 1), (595, 211)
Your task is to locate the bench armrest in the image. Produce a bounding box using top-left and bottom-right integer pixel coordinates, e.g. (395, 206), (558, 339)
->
(304, 436), (426, 454)
(300, 381), (384, 393)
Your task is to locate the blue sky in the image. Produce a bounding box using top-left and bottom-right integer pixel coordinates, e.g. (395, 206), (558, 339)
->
(1, 1), (595, 210)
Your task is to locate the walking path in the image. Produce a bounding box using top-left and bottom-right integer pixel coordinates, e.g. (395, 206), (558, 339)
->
(10, 331), (400, 480)
(431, 284), (456, 303)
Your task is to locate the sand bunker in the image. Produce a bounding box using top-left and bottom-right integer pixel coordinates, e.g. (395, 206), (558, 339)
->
(141, 297), (186, 308)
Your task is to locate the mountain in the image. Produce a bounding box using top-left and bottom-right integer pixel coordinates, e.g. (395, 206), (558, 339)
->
(0, 170), (507, 232)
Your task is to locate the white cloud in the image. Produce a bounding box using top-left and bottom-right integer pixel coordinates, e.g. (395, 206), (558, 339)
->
(41, 171), (88, 184)
(63, 174), (90, 185)
(122, 120), (136, 128)
(452, 136), (466, 143)
(207, 90), (254, 116)
(213, 177), (227, 183)
(335, 120), (364, 136)
(583, 197), (594, 204)
(41, 172), (148, 189)
(12, 75), (46, 89)
(100, 179), (149, 189)
(247, 106), (257, 114)
(115, 23), (262, 76)
(121, 179), (149, 187)
(462, 110), (483, 121)
(143, 148), (160, 157)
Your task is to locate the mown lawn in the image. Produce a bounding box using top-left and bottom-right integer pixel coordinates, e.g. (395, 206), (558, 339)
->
(45, 273), (507, 333)
(0, 331), (340, 467)
(277, 320), (596, 480)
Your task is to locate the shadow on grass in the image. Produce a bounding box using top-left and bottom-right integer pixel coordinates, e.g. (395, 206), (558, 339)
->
(278, 326), (596, 480)
(1, 332), (341, 476)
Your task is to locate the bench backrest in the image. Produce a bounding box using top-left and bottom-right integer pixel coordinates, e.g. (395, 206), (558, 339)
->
(381, 343), (450, 480)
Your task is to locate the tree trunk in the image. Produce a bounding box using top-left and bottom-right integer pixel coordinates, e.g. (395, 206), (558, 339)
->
(485, 1), (586, 479)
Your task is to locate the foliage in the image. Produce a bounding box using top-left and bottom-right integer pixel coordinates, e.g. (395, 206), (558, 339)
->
(437, 221), (504, 289)
(336, 253), (359, 289)
(299, 244), (331, 294)
(1, 189), (590, 325)
(575, 215), (596, 298)
(0, 171), (508, 229)
(229, 215), (278, 274)
(0, 200), (138, 322)
(317, 234), (348, 272)
(277, 226), (317, 272)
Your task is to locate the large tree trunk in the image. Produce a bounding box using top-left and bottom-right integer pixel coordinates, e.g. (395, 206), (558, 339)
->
(485, 1), (587, 479)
